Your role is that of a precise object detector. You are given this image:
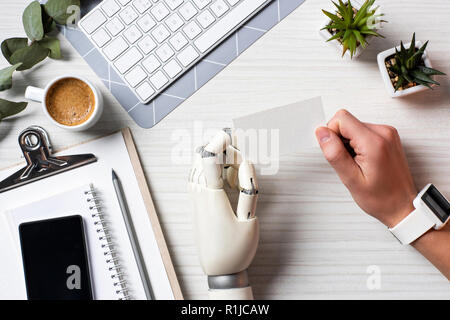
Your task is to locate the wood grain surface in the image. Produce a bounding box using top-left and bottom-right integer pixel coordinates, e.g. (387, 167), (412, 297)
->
(0, 0), (449, 299)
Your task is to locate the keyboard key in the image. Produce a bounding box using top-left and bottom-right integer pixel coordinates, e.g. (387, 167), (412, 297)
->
(132, 0), (152, 13)
(195, 0), (267, 53)
(163, 59), (182, 78)
(125, 65), (147, 87)
(169, 32), (188, 51)
(177, 45), (199, 67)
(92, 28), (111, 47)
(114, 47), (143, 73)
(211, 0), (229, 17)
(138, 35), (157, 54)
(225, 0), (240, 5)
(197, 9), (215, 28)
(152, 24), (170, 43)
(166, 13), (184, 32)
(102, 0), (121, 17)
(164, 0), (184, 11)
(79, 0), (269, 104)
(136, 82), (155, 101)
(150, 71), (169, 89)
(156, 43), (175, 62)
(193, 0), (211, 10)
(151, 3), (170, 21)
(103, 36), (129, 60)
(142, 55), (161, 73)
(179, 2), (198, 20)
(80, 10), (107, 34)
(105, 17), (125, 36)
(137, 13), (156, 32)
(119, 6), (139, 24)
(183, 21), (202, 39)
(123, 25), (143, 44)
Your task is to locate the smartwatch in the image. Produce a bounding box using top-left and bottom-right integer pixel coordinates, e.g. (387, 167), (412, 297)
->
(389, 184), (450, 245)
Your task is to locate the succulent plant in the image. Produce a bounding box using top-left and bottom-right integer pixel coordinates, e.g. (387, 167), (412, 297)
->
(388, 33), (446, 91)
(322, 0), (384, 58)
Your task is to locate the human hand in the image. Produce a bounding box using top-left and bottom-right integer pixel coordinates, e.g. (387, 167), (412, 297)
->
(315, 110), (418, 228)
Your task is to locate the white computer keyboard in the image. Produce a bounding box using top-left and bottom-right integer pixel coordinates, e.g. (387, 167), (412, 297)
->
(79, 0), (271, 104)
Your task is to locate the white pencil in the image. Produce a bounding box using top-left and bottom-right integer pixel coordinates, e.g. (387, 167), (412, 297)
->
(112, 169), (153, 300)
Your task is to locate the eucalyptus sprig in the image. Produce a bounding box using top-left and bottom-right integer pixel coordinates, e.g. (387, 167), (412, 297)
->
(0, 0), (80, 121)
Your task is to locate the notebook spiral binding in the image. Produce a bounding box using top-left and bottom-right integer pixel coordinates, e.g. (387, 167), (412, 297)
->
(85, 184), (131, 300)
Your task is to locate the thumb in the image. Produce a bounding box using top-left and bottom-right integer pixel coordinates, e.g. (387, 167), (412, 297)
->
(315, 126), (363, 187)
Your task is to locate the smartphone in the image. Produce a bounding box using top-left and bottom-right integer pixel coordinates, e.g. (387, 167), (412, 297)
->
(19, 215), (93, 300)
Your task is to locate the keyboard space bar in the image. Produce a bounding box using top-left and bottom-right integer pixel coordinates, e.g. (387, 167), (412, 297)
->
(194, 0), (268, 53)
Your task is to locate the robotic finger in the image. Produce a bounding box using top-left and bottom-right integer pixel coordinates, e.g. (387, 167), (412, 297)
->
(236, 160), (259, 221)
(190, 129), (235, 190)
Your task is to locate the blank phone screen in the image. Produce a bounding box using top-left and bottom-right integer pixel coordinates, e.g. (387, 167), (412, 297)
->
(19, 215), (93, 300)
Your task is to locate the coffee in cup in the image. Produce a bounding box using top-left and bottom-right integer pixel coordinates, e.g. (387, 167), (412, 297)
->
(25, 75), (103, 131)
(45, 78), (96, 126)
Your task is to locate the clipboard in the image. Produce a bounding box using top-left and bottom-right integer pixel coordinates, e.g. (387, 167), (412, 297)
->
(0, 127), (183, 300)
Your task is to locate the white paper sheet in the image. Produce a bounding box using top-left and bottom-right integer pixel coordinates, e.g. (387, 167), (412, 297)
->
(233, 96), (326, 157)
(0, 132), (174, 300)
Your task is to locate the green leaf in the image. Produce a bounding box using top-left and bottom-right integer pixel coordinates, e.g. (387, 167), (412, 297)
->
(342, 41), (349, 57)
(353, 29), (366, 47)
(348, 34), (357, 58)
(394, 76), (404, 91)
(22, 1), (44, 42)
(1, 38), (28, 64)
(406, 43), (427, 69)
(418, 40), (428, 52)
(342, 1), (352, 24)
(331, 1), (342, 13)
(322, 9), (342, 24)
(342, 29), (352, 41)
(354, 0), (370, 24)
(360, 28), (382, 37)
(10, 42), (50, 71)
(326, 31), (344, 42)
(414, 79), (434, 89)
(0, 98), (27, 121)
(44, 0), (80, 25)
(38, 36), (61, 59)
(403, 73), (414, 84)
(411, 69), (439, 85)
(41, 4), (56, 34)
(0, 63), (22, 91)
(324, 21), (346, 30)
(408, 33), (416, 56)
(417, 65), (446, 76)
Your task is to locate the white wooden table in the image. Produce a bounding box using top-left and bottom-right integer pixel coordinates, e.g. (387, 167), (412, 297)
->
(1, 0), (449, 299)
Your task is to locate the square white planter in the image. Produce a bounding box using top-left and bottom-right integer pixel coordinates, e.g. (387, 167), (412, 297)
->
(377, 41), (433, 98)
(319, 0), (378, 59)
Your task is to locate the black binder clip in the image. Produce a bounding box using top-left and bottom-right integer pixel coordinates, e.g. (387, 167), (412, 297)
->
(0, 126), (97, 193)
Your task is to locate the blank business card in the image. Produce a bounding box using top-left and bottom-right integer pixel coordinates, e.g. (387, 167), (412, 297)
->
(232, 97), (325, 158)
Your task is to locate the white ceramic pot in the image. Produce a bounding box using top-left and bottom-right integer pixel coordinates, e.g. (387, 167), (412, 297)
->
(377, 41), (433, 98)
(319, 0), (379, 59)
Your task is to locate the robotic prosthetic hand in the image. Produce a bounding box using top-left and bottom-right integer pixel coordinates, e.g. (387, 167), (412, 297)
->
(188, 129), (259, 300)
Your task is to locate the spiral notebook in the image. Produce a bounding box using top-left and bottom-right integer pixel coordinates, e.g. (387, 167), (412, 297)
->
(0, 129), (182, 300)
(6, 184), (135, 299)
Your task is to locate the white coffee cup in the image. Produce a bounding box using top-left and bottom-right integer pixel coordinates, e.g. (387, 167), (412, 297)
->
(25, 75), (103, 131)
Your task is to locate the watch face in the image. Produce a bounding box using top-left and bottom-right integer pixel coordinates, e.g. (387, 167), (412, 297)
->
(422, 184), (450, 223)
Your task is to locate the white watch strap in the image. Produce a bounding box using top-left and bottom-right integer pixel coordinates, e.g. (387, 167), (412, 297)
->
(389, 208), (435, 244)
